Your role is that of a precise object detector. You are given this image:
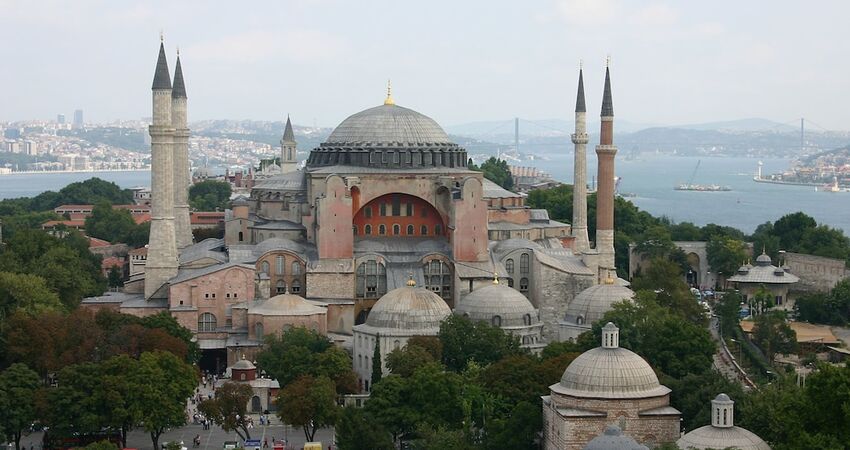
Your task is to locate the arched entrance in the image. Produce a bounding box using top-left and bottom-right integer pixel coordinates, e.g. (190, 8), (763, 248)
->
(251, 396), (262, 412)
(686, 252), (700, 287)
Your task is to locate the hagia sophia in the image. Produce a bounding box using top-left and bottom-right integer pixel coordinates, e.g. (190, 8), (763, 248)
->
(82, 42), (772, 449)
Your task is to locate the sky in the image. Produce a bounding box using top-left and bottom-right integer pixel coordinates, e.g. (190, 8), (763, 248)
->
(1, 0), (849, 130)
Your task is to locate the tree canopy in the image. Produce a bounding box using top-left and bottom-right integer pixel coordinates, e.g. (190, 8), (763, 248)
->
(468, 157), (513, 190)
(84, 202), (149, 247)
(189, 180), (232, 211)
(438, 315), (521, 372)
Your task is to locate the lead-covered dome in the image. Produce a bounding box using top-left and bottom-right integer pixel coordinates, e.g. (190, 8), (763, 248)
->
(455, 282), (537, 327)
(583, 425), (648, 450)
(553, 323), (669, 399)
(564, 280), (635, 325)
(365, 284), (451, 330)
(307, 103), (468, 169)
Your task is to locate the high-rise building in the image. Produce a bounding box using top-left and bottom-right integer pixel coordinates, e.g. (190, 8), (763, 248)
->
(57, 114), (66, 124)
(73, 109), (84, 129)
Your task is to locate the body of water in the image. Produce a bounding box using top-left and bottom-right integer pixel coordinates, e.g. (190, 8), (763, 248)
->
(1, 157), (848, 234)
(532, 154), (850, 234)
(0, 171), (152, 200)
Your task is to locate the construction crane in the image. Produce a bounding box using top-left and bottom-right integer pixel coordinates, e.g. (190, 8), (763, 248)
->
(686, 160), (701, 186)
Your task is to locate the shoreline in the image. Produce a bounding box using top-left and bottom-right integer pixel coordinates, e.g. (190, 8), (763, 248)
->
(0, 168), (150, 175)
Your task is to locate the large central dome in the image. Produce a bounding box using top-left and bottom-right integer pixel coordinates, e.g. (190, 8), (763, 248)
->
(326, 104), (452, 145)
(307, 102), (468, 169)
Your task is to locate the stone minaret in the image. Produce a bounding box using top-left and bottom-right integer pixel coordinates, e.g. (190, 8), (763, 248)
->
(280, 115), (297, 173)
(171, 53), (193, 249)
(145, 41), (179, 299)
(571, 67), (590, 253)
(595, 63), (617, 276)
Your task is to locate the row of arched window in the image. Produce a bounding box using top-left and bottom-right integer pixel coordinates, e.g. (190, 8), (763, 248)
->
(354, 223), (443, 236)
(505, 253), (530, 275)
(260, 258), (303, 276)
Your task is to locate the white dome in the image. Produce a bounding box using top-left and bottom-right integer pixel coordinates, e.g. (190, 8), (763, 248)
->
(365, 285), (451, 330)
(248, 293), (326, 316)
(553, 323), (668, 399)
(564, 282), (635, 325)
(677, 426), (771, 450)
(455, 283), (537, 327)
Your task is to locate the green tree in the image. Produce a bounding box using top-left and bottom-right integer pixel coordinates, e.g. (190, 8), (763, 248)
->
(751, 311), (797, 361)
(0, 363), (40, 450)
(386, 344), (436, 377)
(471, 157), (513, 190)
(139, 312), (200, 363)
(334, 407), (394, 450)
(749, 285), (774, 316)
(715, 291), (744, 336)
(107, 266), (124, 288)
(773, 212), (817, 251)
(668, 221), (702, 241)
(371, 334), (383, 385)
(83, 441), (119, 450)
(0, 272), (63, 319)
(256, 327), (355, 394)
(408, 424), (475, 450)
(633, 224), (675, 259)
(706, 236), (748, 285)
(277, 375), (339, 442)
(198, 382), (254, 440)
(630, 258), (706, 325)
(189, 180), (232, 211)
(84, 201), (138, 244)
(483, 401), (541, 450)
(438, 315), (521, 372)
(661, 370), (744, 431)
(797, 225), (850, 262)
(133, 351), (197, 450)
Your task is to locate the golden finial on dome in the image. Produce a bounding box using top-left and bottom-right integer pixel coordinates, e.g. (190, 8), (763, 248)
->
(406, 272), (416, 287)
(160, 30), (164, 42)
(384, 79), (395, 106)
(493, 272), (500, 285)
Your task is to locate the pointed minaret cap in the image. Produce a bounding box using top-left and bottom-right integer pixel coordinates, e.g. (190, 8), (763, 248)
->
(601, 62), (613, 117)
(172, 54), (187, 99)
(575, 66), (586, 113)
(152, 41), (172, 90)
(283, 115), (295, 142)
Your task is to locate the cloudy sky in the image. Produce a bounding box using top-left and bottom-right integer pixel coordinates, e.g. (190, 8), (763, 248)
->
(1, 0), (848, 130)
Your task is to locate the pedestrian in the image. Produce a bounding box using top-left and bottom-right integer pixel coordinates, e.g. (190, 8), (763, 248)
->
(263, 438), (268, 448)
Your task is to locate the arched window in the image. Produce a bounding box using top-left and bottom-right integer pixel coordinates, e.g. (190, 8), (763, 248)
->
(520, 253), (530, 274)
(261, 261), (270, 274)
(380, 203), (387, 216)
(379, 224), (386, 235)
(394, 340), (401, 350)
(356, 260), (387, 299)
(365, 224), (372, 235)
(423, 259), (452, 300)
(492, 315), (502, 327)
(435, 224), (443, 235)
(421, 225), (428, 235)
(292, 261), (302, 276)
(519, 277), (529, 293)
(365, 206), (372, 218)
(276, 256), (284, 275)
(353, 225), (358, 236)
(393, 224), (400, 235)
(198, 313), (217, 332)
(505, 258), (515, 274)
(507, 278), (514, 287)
(407, 224), (414, 235)
(259, 233), (265, 241)
(276, 280), (286, 294)
(255, 322), (264, 340)
(522, 336), (530, 345)
(577, 316), (584, 325)
(269, 233), (276, 239)
(291, 280), (301, 294)
(523, 313), (532, 326)
(238, 231), (244, 242)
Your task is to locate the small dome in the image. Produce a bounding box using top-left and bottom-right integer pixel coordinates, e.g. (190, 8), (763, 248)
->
(677, 426), (771, 450)
(326, 104), (452, 145)
(583, 425), (648, 450)
(248, 293), (326, 316)
(366, 285), (451, 330)
(755, 252), (772, 266)
(455, 282), (537, 327)
(231, 357), (255, 370)
(564, 282), (635, 325)
(555, 323), (668, 399)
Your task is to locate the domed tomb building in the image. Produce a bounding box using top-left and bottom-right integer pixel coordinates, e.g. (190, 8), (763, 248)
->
(559, 275), (635, 341)
(455, 278), (545, 351)
(542, 323), (680, 450)
(727, 251), (799, 312)
(351, 279), (451, 391)
(677, 394), (771, 450)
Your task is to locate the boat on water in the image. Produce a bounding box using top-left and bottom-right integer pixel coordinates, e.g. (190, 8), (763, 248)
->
(673, 160), (732, 192)
(815, 177), (850, 193)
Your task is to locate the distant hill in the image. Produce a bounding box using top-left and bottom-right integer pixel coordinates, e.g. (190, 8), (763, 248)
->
(445, 118), (656, 137)
(667, 118), (797, 132)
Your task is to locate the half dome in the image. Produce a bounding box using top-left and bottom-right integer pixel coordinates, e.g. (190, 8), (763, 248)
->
(365, 285), (451, 330)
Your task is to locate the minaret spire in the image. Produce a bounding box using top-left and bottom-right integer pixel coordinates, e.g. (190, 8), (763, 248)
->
(595, 59), (618, 279)
(146, 40), (179, 298)
(280, 115), (298, 173)
(172, 52), (192, 249)
(571, 65), (590, 253)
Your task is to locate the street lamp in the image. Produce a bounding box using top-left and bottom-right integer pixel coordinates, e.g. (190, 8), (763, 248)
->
(729, 338), (743, 361)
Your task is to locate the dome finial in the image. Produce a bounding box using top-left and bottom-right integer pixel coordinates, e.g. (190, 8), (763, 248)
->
(493, 272), (499, 285)
(160, 30), (164, 42)
(406, 272), (416, 287)
(384, 79), (395, 105)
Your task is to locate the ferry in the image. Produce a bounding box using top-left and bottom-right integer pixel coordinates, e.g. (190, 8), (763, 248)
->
(674, 183), (732, 192)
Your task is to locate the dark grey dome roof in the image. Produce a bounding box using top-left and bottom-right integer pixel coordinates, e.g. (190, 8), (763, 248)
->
(583, 425), (648, 450)
(365, 285), (451, 330)
(455, 283), (537, 327)
(307, 103), (468, 170)
(326, 104), (452, 145)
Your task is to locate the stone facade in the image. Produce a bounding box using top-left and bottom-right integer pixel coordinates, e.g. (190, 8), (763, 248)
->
(784, 251), (849, 293)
